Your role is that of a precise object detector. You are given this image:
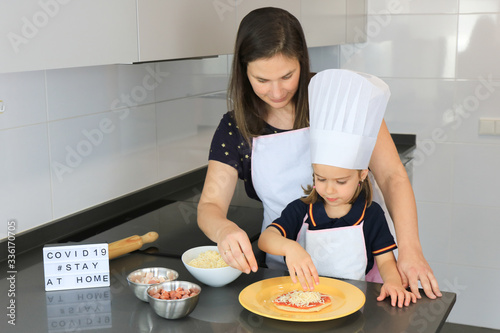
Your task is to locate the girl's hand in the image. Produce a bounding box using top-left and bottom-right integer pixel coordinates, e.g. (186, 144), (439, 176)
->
(284, 243), (320, 291)
(377, 280), (417, 307)
(217, 223), (258, 274)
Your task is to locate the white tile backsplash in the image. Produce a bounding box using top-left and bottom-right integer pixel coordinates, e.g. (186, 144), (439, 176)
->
(0, 56), (229, 234)
(308, 45), (341, 72)
(452, 143), (500, 207)
(0, 70), (47, 130)
(449, 204), (500, 269)
(46, 64), (156, 121)
(443, 264), (500, 328)
(460, 0), (500, 13)
(451, 79), (500, 144)
(413, 142), (454, 204)
(156, 94), (225, 180)
(154, 56), (229, 102)
(340, 15), (458, 78)
(49, 105), (158, 218)
(383, 78), (456, 139)
(339, 4), (500, 329)
(416, 201), (452, 264)
(368, 0), (459, 14)
(0, 124), (52, 238)
(457, 14), (500, 79)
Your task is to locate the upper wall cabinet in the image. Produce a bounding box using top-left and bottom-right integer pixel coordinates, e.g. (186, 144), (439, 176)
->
(301, 0), (347, 47)
(235, 0), (366, 49)
(137, 0), (237, 62)
(346, 0), (367, 44)
(0, 0), (366, 74)
(0, 0), (138, 74)
(236, 0), (301, 24)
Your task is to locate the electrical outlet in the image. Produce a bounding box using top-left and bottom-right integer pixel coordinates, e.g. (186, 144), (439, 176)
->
(495, 120), (500, 135)
(479, 118), (495, 135)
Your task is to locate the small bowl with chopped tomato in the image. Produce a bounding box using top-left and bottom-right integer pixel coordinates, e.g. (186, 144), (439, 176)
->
(147, 281), (201, 319)
(127, 267), (179, 302)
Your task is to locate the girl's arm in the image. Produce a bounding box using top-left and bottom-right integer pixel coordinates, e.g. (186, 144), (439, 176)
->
(376, 251), (417, 307)
(370, 120), (441, 299)
(198, 160), (258, 274)
(258, 227), (319, 290)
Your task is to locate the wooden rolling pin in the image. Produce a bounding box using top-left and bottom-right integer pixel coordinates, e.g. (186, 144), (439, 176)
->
(108, 231), (159, 260)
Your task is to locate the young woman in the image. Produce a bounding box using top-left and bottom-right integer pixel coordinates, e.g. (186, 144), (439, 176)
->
(197, 7), (441, 299)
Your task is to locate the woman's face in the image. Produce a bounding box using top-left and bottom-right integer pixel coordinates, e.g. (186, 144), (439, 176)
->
(313, 164), (368, 211)
(246, 54), (300, 111)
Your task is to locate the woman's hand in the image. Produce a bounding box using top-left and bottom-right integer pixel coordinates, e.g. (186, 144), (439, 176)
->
(198, 161), (258, 274)
(217, 223), (258, 274)
(284, 242), (320, 291)
(377, 278), (417, 307)
(397, 248), (442, 299)
(370, 121), (442, 300)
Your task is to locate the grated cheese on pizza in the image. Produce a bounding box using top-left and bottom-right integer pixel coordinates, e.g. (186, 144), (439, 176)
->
(274, 290), (325, 307)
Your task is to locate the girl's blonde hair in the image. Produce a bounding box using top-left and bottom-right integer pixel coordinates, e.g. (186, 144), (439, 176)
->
(300, 170), (373, 206)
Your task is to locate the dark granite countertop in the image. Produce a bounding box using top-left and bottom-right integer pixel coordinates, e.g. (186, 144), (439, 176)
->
(0, 251), (455, 333)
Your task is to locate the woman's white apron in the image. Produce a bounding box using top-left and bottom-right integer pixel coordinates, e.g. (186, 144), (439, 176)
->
(251, 128), (388, 282)
(252, 128), (312, 269)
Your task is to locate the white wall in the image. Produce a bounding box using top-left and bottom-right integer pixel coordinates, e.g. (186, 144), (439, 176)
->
(336, 0), (500, 329)
(0, 56), (230, 239)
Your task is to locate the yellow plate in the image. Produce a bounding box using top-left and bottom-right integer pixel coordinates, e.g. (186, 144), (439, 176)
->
(238, 276), (365, 322)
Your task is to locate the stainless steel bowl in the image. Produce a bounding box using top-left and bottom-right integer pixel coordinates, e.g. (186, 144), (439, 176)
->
(127, 267), (179, 302)
(147, 281), (201, 319)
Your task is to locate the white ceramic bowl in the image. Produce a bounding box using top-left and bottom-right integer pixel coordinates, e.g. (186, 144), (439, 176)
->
(181, 245), (242, 287)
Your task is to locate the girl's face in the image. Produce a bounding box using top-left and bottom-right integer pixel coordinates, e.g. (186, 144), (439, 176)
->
(313, 164), (368, 211)
(246, 54), (300, 112)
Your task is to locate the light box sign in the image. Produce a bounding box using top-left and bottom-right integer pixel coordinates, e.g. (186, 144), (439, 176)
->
(43, 244), (110, 291)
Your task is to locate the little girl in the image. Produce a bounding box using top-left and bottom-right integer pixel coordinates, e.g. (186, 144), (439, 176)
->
(258, 69), (417, 308)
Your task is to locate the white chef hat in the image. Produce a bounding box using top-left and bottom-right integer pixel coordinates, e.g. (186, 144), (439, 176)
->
(309, 69), (390, 170)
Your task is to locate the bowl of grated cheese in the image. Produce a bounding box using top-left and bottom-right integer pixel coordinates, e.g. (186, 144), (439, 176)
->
(181, 246), (242, 287)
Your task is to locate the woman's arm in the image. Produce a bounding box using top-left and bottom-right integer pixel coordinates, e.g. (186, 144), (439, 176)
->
(376, 252), (417, 307)
(197, 160), (258, 274)
(259, 227), (319, 290)
(370, 120), (441, 299)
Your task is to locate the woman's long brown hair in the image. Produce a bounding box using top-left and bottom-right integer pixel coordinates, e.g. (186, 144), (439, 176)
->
(228, 7), (311, 145)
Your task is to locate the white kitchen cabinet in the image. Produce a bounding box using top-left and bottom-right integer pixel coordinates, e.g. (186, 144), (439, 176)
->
(301, 0), (347, 47)
(301, 0), (366, 48)
(0, 0), (366, 74)
(137, 0), (237, 62)
(346, 0), (367, 44)
(235, 0), (365, 49)
(236, 0), (301, 24)
(0, 0), (138, 74)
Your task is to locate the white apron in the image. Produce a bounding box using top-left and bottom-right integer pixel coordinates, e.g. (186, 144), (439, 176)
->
(296, 206), (367, 281)
(252, 128), (312, 269)
(251, 128), (387, 282)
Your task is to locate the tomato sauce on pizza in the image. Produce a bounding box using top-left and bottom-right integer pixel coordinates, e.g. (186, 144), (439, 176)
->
(272, 290), (332, 312)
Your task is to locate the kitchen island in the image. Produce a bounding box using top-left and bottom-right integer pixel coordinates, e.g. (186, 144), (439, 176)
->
(1, 248), (455, 333)
(1, 133), (456, 332)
